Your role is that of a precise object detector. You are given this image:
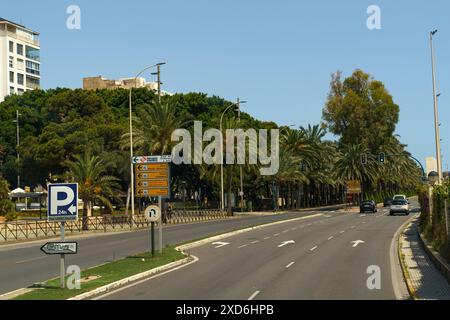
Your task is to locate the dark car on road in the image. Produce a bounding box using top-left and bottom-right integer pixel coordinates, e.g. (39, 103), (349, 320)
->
(360, 200), (378, 213)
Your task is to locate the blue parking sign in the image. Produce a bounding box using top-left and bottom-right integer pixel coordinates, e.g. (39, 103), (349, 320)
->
(48, 183), (78, 221)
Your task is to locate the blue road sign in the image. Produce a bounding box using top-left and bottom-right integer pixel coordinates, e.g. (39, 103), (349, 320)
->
(48, 183), (78, 221)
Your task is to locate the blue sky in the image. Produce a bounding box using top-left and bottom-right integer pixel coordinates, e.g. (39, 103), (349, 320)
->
(3, 0), (449, 170)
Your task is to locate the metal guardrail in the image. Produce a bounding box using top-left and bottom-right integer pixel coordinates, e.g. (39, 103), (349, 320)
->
(0, 209), (228, 242)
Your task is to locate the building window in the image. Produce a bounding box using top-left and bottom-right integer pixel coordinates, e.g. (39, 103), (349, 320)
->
(9, 71), (14, 83)
(9, 41), (14, 53)
(25, 46), (40, 61)
(26, 60), (40, 76)
(17, 73), (24, 85)
(17, 59), (24, 71)
(9, 57), (14, 68)
(10, 87), (15, 95)
(26, 75), (40, 89)
(17, 44), (24, 56)
(18, 88), (25, 95)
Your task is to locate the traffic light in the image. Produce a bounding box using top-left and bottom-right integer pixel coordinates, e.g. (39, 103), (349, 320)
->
(379, 152), (386, 164)
(361, 154), (367, 165)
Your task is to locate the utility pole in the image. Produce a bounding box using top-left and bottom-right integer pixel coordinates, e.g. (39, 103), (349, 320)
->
(151, 63), (166, 103)
(129, 62), (166, 219)
(430, 30), (443, 184)
(151, 62), (166, 252)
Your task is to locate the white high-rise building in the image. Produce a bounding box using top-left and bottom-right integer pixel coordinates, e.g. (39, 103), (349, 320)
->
(426, 156), (437, 176)
(0, 18), (40, 102)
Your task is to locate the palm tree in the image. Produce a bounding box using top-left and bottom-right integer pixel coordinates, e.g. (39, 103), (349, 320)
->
(64, 152), (121, 230)
(334, 143), (378, 202)
(123, 101), (187, 155)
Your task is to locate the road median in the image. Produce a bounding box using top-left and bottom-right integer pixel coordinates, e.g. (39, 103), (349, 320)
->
(9, 246), (188, 300)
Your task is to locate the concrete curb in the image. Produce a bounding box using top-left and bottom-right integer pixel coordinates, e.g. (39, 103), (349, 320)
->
(390, 213), (416, 300)
(0, 287), (35, 301)
(418, 231), (450, 285)
(398, 220), (419, 300)
(68, 255), (194, 300)
(177, 213), (323, 251)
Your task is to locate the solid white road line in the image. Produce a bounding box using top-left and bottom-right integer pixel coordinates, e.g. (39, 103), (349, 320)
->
(248, 291), (260, 301)
(15, 256), (47, 264)
(286, 262), (295, 269)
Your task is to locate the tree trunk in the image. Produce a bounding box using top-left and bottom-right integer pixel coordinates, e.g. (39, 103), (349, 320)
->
(125, 186), (131, 215)
(226, 165), (233, 216)
(82, 201), (89, 231)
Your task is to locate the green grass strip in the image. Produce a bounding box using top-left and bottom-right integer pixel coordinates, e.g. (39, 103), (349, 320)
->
(14, 246), (186, 300)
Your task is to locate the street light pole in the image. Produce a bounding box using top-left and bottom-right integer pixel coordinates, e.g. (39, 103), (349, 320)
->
(430, 30), (443, 184)
(238, 98), (244, 212)
(129, 62), (166, 218)
(13, 110), (22, 188)
(220, 100), (246, 211)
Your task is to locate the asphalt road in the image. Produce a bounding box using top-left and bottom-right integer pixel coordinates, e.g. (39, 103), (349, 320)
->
(0, 205), (344, 295)
(97, 203), (419, 300)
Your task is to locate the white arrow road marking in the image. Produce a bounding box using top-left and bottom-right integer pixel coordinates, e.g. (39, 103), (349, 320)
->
(212, 242), (230, 248)
(278, 240), (295, 248)
(351, 240), (365, 248)
(248, 291), (260, 301)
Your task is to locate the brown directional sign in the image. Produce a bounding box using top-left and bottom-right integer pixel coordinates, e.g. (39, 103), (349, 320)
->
(137, 180), (169, 188)
(136, 163), (168, 171)
(137, 188), (169, 197)
(136, 171), (168, 179)
(135, 158), (170, 198)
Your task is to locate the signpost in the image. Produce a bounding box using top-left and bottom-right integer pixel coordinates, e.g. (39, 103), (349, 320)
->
(133, 156), (171, 253)
(346, 180), (362, 194)
(41, 242), (78, 255)
(145, 205), (161, 256)
(47, 183), (78, 288)
(135, 163), (170, 198)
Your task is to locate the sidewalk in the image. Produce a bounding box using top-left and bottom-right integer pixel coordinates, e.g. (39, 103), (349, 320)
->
(399, 217), (450, 300)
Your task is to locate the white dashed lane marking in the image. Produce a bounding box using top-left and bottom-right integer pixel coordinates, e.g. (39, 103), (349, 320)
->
(286, 262), (295, 269)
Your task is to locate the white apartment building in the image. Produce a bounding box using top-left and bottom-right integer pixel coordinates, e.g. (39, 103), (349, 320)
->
(426, 156), (437, 176)
(0, 18), (40, 102)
